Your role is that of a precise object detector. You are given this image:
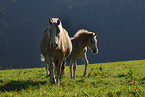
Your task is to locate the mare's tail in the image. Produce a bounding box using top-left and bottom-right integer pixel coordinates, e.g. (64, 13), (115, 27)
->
(41, 54), (45, 61)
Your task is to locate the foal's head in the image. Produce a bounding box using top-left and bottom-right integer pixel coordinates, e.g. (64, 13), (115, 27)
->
(48, 17), (62, 49)
(88, 32), (98, 54)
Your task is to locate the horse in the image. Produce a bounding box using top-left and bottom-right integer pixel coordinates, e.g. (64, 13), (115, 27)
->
(69, 29), (98, 79)
(40, 17), (72, 85)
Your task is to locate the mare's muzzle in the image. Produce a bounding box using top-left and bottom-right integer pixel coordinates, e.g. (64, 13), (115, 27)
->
(51, 43), (58, 49)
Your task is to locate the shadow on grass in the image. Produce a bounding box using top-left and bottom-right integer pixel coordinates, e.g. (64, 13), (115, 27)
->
(0, 80), (47, 92)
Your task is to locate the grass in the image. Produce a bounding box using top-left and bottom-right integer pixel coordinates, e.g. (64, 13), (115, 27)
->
(0, 60), (145, 96)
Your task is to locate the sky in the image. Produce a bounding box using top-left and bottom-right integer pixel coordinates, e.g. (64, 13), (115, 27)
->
(0, 0), (145, 69)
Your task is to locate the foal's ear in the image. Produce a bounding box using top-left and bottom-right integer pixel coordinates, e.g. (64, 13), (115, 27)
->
(57, 19), (61, 25)
(92, 32), (98, 36)
(95, 33), (98, 36)
(48, 17), (52, 25)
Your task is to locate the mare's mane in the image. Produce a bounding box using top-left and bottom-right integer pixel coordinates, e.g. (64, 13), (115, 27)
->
(51, 18), (63, 33)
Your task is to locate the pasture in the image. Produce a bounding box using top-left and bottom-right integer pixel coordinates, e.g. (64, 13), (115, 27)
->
(0, 60), (145, 96)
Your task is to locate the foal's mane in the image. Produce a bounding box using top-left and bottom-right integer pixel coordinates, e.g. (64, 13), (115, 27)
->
(74, 29), (92, 39)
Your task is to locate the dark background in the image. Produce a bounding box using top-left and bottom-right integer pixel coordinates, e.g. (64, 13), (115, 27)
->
(0, 0), (145, 69)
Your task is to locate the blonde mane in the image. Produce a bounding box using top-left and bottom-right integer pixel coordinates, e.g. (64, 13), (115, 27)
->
(74, 29), (92, 39)
(51, 18), (63, 33)
(51, 18), (59, 23)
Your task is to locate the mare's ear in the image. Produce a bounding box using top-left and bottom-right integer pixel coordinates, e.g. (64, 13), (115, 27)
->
(48, 17), (52, 25)
(57, 19), (61, 25)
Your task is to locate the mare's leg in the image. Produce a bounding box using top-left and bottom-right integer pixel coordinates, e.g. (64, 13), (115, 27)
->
(82, 54), (89, 77)
(45, 56), (56, 84)
(73, 58), (77, 78)
(56, 59), (63, 85)
(69, 59), (73, 79)
(54, 60), (58, 71)
(54, 60), (58, 74)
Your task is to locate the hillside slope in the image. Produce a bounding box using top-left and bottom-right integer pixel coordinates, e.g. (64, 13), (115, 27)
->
(0, 60), (145, 96)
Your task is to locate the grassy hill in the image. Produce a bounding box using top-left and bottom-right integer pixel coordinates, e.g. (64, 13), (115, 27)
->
(0, 60), (145, 96)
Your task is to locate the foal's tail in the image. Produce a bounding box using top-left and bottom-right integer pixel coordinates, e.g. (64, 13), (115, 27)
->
(41, 54), (45, 61)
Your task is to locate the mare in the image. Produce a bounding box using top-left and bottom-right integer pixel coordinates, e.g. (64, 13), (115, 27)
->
(40, 18), (72, 85)
(69, 29), (98, 79)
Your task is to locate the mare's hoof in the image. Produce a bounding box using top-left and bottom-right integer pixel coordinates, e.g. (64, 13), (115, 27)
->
(46, 73), (50, 76)
(56, 82), (59, 85)
(50, 79), (56, 84)
(56, 80), (60, 85)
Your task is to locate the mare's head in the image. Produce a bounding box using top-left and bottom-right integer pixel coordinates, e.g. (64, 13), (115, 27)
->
(88, 32), (98, 54)
(48, 17), (62, 49)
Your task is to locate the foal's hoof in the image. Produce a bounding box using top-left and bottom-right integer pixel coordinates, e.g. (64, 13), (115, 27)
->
(73, 76), (76, 79)
(60, 74), (66, 79)
(82, 73), (87, 77)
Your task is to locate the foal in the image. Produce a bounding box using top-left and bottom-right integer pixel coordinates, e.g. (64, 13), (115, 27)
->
(69, 29), (98, 79)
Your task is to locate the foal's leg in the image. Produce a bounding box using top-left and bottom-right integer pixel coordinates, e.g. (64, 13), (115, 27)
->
(45, 61), (49, 75)
(73, 58), (77, 78)
(69, 59), (73, 79)
(61, 60), (66, 78)
(82, 54), (89, 77)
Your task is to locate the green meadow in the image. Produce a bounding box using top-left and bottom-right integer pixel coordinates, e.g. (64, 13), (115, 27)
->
(0, 60), (145, 96)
